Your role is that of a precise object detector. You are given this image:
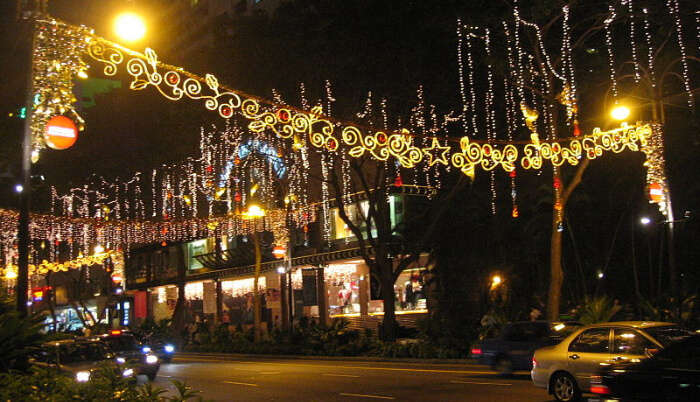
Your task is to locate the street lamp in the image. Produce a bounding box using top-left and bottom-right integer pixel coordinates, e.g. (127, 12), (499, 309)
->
(610, 105), (631, 121)
(114, 13), (146, 42)
(490, 274), (502, 290)
(640, 216), (651, 225)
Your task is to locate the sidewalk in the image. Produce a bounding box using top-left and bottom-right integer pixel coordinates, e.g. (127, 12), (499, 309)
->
(175, 351), (476, 365)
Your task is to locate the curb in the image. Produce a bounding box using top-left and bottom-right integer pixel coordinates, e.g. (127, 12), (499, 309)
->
(174, 352), (476, 365)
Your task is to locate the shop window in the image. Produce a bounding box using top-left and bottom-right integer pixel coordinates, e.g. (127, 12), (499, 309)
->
(331, 200), (377, 240)
(394, 268), (427, 312)
(326, 264), (362, 316)
(187, 239), (208, 270)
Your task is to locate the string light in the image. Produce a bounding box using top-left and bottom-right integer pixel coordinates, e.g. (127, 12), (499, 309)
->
(666, 0), (694, 108)
(604, 3), (619, 101)
(626, 0), (641, 83)
(642, 8), (657, 88)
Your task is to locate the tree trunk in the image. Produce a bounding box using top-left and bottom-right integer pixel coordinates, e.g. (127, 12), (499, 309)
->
(547, 213), (564, 321)
(378, 251), (397, 341)
(252, 231), (262, 342)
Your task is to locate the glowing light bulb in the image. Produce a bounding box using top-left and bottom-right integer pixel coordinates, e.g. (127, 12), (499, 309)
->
(114, 13), (146, 42)
(611, 105), (630, 121)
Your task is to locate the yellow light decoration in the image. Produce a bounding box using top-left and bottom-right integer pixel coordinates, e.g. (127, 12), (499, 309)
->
(421, 138), (451, 166)
(32, 19), (667, 180)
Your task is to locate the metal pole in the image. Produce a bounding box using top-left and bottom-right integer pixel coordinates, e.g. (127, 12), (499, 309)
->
(17, 13), (37, 316)
(287, 236), (293, 331)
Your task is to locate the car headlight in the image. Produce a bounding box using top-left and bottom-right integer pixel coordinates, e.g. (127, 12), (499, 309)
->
(122, 368), (134, 377)
(142, 346), (152, 354)
(164, 344), (175, 353)
(116, 357), (126, 364)
(76, 371), (91, 382)
(145, 354), (158, 364)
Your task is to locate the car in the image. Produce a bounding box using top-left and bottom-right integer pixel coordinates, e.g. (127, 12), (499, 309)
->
(31, 338), (135, 383)
(92, 329), (160, 380)
(141, 339), (176, 363)
(531, 321), (694, 402)
(470, 321), (581, 375)
(589, 334), (700, 401)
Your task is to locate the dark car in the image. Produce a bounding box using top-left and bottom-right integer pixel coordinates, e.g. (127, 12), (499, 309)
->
(471, 321), (581, 374)
(141, 338), (176, 363)
(92, 329), (160, 380)
(31, 339), (135, 382)
(590, 334), (700, 401)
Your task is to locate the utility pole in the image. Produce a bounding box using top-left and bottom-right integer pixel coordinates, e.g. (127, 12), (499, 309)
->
(16, 0), (43, 316)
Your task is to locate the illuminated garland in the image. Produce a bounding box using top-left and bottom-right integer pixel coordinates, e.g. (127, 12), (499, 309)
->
(30, 19), (666, 178)
(1, 251), (117, 279)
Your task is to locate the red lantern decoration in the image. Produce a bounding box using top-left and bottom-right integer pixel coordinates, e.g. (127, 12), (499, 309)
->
(393, 174), (403, 187)
(509, 169), (516, 178)
(512, 206), (519, 218)
(573, 120), (581, 137)
(377, 133), (387, 144)
(648, 183), (664, 203)
(234, 191), (242, 202)
(234, 157), (241, 166)
(205, 165), (213, 173)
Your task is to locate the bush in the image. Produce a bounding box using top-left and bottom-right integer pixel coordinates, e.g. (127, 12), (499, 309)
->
(0, 298), (48, 372)
(0, 364), (205, 401)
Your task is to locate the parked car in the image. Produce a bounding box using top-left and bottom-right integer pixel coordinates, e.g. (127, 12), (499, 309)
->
(531, 321), (694, 402)
(589, 334), (700, 401)
(471, 321), (581, 375)
(92, 329), (160, 380)
(31, 338), (135, 382)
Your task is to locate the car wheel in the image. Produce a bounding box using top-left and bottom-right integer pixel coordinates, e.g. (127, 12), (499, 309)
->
(551, 372), (580, 402)
(494, 357), (513, 376)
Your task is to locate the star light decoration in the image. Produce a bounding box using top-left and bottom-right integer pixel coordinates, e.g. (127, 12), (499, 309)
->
(421, 137), (451, 166)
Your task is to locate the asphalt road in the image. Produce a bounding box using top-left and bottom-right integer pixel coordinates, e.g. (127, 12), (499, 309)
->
(152, 354), (556, 402)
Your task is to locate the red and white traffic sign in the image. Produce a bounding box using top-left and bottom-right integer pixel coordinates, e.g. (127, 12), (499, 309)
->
(44, 115), (78, 150)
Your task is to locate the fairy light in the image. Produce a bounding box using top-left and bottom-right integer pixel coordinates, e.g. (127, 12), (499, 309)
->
(605, 3), (619, 101)
(667, 0), (694, 108)
(642, 8), (657, 88)
(626, 0), (641, 83)
(465, 32), (478, 136)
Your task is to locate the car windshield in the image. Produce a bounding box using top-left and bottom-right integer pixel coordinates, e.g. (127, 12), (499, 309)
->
(644, 325), (694, 347)
(103, 335), (138, 352)
(42, 343), (111, 364)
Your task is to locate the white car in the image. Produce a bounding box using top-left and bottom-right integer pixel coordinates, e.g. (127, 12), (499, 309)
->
(531, 321), (690, 402)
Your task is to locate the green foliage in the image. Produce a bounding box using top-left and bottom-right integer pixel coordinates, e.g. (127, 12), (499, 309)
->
(0, 298), (48, 372)
(184, 317), (469, 359)
(639, 295), (698, 327)
(576, 296), (622, 325)
(0, 364), (206, 401)
(134, 317), (177, 344)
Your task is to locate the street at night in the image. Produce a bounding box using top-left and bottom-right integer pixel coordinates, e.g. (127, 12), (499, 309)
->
(1, 1), (698, 401)
(155, 355), (547, 402)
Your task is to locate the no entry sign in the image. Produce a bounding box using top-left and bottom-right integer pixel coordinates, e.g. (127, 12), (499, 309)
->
(44, 115), (78, 150)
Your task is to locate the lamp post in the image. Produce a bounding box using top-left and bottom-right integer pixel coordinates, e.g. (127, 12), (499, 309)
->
(240, 203), (265, 342)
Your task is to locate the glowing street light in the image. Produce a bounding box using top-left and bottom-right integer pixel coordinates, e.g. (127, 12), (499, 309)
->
(610, 105), (631, 121)
(114, 13), (146, 42)
(490, 274), (502, 290)
(241, 204), (266, 218)
(640, 216), (651, 225)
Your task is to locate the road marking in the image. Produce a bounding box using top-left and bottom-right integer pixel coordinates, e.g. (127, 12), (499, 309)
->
(223, 381), (259, 387)
(450, 380), (512, 386)
(259, 371), (281, 375)
(176, 358), (492, 375)
(323, 373), (360, 378)
(339, 393), (395, 399)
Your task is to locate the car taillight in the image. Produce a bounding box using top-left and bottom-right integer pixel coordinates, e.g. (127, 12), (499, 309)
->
(590, 376), (610, 395)
(532, 357), (537, 369)
(471, 348), (482, 355)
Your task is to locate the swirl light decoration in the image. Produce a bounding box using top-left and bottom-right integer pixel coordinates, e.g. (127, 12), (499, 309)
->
(33, 18), (665, 178)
